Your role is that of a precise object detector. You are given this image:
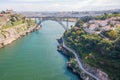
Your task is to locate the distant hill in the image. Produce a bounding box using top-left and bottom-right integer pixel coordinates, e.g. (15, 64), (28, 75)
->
(19, 9), (120, 18)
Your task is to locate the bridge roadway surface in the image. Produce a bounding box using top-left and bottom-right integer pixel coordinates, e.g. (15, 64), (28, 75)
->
(25, 15), (85, 18)
(62, 37), (100, 80)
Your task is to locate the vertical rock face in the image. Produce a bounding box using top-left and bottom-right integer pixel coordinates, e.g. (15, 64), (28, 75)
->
(0, 23), (40, 48)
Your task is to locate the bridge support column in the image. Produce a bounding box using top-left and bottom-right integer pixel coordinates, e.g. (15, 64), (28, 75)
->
(38, 17), (43, 25)
(77, 17), (80, 21)
(35, 18), (37, 23)
(66, 18), (69, 30)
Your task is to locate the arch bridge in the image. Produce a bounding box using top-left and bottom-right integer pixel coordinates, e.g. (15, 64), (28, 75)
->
(25, 16), (81, 30)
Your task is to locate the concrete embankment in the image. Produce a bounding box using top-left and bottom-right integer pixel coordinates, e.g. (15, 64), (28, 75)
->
(0, 23), (40, 48)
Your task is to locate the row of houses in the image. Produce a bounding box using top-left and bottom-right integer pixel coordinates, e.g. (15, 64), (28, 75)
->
(83, 17), (120, 31)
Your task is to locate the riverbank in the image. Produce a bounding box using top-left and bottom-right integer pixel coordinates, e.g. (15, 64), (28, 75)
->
(57, 38), (82, 79)
(57, 37), (109, 80)
(0, 23), (41, 48)
(57, 38), (86, 80)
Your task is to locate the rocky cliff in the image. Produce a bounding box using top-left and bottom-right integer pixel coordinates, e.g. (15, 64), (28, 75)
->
(0, 23), (40, 48)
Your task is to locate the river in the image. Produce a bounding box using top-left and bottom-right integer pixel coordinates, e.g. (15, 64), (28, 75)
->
(0, 21), (79, 80)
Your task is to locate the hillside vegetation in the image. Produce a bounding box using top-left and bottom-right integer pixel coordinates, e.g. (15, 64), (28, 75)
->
(63, 13), (120, 80)
(0, 12), (36, 48)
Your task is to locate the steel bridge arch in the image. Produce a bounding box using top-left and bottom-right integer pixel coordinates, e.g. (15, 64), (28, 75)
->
(35, 17), (70, 30)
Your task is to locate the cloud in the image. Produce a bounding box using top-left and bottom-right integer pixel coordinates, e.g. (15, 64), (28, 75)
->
(0, 0), (119, 11)
(74, 0), (120, 11)
(11, 0), (80, 3)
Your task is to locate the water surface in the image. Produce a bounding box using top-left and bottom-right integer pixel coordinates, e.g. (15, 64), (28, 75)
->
(0, 21), (79, 80)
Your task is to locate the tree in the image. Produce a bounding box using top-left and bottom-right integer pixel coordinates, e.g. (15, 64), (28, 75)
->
(113, 12), (119, 14)
(103, 30), (118, 40)
(75, 20), (84, 28)
(76, 30), (81, 35)
(1, 10), (6, 14)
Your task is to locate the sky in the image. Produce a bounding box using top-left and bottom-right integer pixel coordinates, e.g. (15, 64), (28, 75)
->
(0, 0), (120, 11)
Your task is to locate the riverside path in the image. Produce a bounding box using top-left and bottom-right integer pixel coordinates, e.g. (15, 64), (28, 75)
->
(62, 37), (100, 80)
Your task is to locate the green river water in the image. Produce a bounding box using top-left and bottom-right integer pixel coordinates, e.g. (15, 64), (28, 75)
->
(0, 21), (79, 80)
